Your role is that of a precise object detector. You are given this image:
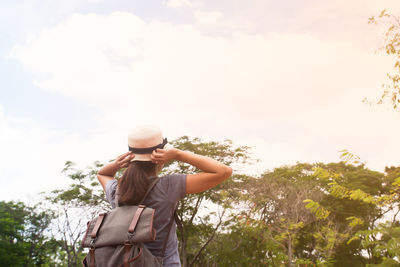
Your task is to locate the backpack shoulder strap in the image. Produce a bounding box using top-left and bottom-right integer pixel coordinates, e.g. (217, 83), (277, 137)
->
(139, 176), (161, 205)
(161, 208), (184, 258)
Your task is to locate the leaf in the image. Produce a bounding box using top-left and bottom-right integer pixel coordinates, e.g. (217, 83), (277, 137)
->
(303, 199), (330, 220)
(347, 236), (360, 245)
(346, 216), (364, 227)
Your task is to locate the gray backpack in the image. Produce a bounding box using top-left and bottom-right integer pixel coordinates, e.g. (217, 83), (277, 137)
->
(81, 177), (179, 267)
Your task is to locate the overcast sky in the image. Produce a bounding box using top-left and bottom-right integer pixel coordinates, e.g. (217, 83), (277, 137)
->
(1, 0), (400, 201)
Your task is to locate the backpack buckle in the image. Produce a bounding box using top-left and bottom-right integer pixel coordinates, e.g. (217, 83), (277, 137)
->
(90, 238), (96, 249)
(127, 232), (136, 243)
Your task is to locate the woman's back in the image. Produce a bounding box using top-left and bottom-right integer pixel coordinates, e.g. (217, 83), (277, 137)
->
(105, 174), (186, 266)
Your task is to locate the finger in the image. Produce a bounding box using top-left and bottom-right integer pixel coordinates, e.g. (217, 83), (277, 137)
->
(153, 149), (166, 156)
(122, 157), (134, 167)
(122, 163), (131, 168)
(151, 151), (160, 158)
(151, 153), (163, 160)
(121, 157), (132, 164)
(118, 151), (132, 159)
(125, 153), (135, 159)
(155, 148), (165, 153)
(116, 156), (133, 167)
(124, 154), (135, 162)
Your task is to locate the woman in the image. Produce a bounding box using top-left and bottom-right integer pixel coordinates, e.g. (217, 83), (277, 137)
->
(97, 125), (232, 266)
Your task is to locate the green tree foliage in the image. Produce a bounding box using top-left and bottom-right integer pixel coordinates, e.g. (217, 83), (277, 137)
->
(207, 218), (287, 266)
(0, 201), (57, 267)
(216, 156), (391, 266)
(344, 166), (400, 266)
(240, 163), (322, 266)
(305, 152), (400, 266)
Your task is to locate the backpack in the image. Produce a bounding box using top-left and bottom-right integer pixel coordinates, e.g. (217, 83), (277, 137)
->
(81, 177), (180, 267)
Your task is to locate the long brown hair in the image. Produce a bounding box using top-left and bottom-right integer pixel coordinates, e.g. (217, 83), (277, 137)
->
(117, 161), (157, 206)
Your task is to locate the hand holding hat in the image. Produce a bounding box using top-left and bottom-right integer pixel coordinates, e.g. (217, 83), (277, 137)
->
(150, 147), (180, 165)
(114, 151), (135, 169)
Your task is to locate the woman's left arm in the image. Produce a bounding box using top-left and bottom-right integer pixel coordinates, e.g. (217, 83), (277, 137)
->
(97, 151), (135, 190)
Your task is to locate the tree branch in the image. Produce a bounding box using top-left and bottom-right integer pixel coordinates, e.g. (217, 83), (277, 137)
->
(189, 210), (225, 267)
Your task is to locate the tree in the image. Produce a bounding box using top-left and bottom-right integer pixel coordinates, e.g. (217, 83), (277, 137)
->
(366, 10), (400, 110)
(218, 159), (391, 266)
(240, 163), (323, 266)
(161, 136), (252, 267)
(306, 163), (383, 266)
(0, 201), (56, 267)
(45, 160), (109, 267)
(305, 151), (399, 266)
(345, 166), (400, 266)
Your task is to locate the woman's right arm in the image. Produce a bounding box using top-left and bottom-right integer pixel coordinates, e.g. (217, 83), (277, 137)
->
(151, 148), (232, 194)
(97, 152), (134, 190)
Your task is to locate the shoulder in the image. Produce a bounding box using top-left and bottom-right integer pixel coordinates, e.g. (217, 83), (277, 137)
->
(160, 173), (187, 182)
(158, 173), (187, 202)
(159, 173), (187, 188)
(105, 179), (118, 208)
(105, 179), (118, 192)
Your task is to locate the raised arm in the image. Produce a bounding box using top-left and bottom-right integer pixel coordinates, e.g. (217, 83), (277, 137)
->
(151, 148), (232, 194)
(97, 152), (135, 190)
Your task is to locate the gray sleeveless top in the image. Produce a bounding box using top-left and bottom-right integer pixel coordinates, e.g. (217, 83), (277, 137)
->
(105, 174), (187, 267)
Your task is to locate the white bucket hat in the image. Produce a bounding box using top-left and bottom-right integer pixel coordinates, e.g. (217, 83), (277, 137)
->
(128, 125), (172, 161)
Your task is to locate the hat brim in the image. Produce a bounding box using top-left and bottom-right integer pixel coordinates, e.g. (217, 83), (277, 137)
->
(130, 144), (173, 162)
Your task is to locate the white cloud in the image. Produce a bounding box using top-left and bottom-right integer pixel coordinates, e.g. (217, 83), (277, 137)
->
(13, 13), (386, 126)
(194, 11), (222, 25)
(9, 11), (400, 185)
(0, 103), (133, 201)
(0, 104), (68, 200)
(163, 0), (192, 9)
(189, 0), (400, 52)
(19, 0), (104, 11)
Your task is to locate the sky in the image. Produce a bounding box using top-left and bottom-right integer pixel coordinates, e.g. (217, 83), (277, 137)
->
(1, 0), (400, 201)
